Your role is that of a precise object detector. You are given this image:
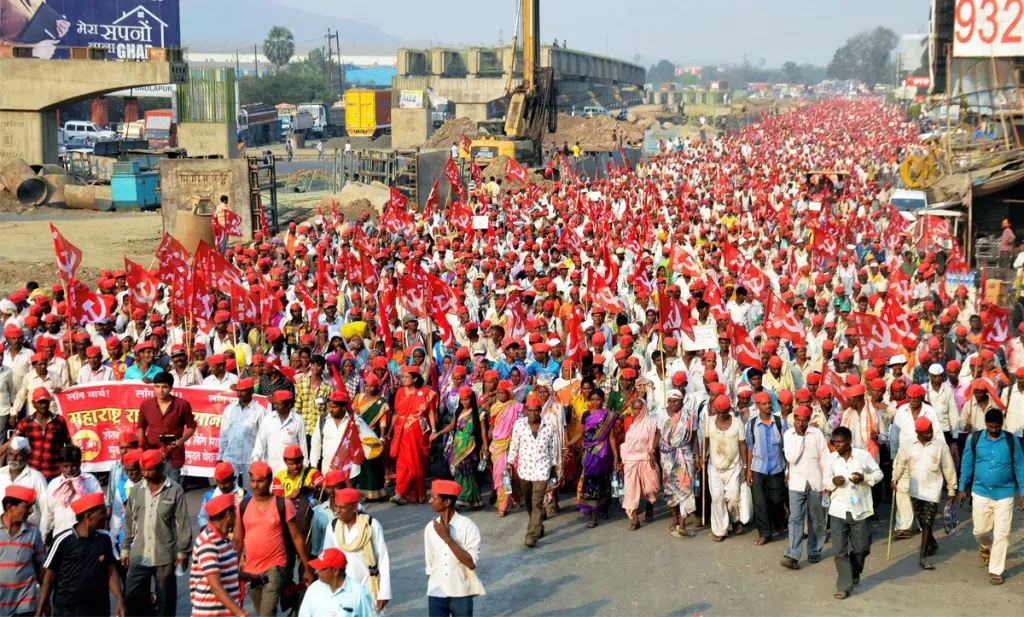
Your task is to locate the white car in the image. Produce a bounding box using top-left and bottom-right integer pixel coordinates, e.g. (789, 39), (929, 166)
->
(63, 121), (116, 142)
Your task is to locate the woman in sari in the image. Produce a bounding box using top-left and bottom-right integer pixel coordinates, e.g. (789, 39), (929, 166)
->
(509, 365), (529, 403)
(533, 374), (566, 514)
(434, 386), (488, 509)
(567, 388), (619, 529)
(657, 389), (699, 538)
(352, 374), (389, 501)
(433, 356), (463, 464)
(620, 398), (661, 529)
(386, 366), (436, 505)
(486, 380), (523, 517)
(339, 354), (363, 400)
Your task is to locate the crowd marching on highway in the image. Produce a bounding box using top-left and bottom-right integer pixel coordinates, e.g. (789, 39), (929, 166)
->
(0, 97), (1023, 616)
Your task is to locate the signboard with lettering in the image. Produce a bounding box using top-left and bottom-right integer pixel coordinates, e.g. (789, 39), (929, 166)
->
(905, 75), (932, 88)
(682, 324), (718, 351)
(399, 90), (424, 109)
(55, 382), (267, 476)
(0, 0), (181, 61)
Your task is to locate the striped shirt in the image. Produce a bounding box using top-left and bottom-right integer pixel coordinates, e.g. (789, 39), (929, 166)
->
(0, 520), (44, 614)
(190, 524), (241, 617)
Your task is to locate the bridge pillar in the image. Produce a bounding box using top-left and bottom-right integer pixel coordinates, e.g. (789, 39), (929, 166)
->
(123, 98), (139, 123)
(0, 110), (59, 164)
(90, 98), (109, 127)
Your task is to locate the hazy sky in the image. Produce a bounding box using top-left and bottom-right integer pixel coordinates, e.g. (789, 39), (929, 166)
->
(277, 0), (928, 66)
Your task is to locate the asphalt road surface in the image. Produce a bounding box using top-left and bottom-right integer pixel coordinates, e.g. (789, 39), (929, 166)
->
(164, 482), (1023, 616)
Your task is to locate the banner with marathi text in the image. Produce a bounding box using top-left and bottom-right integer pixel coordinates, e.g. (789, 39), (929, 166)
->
(55, 382), (267, 477)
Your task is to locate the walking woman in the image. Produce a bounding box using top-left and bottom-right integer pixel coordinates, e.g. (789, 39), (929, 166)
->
(486, 380), (523, 517)
(657, 389), (699, 538)
(569, 388), (619, 529)
(387, 365), (436, 505)
(620, 398), (661, 529)
(434, 386), (488, 509)
(352, 374), (389, 501)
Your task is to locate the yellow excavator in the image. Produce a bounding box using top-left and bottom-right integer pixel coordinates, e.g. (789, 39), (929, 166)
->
(469, 0), (557, 169)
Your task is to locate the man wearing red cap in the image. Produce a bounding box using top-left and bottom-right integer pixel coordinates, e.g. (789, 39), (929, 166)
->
(299, 547), (376, 617)
(218, 377), (267, 488)
(2, 323), (32, 400)
(122, 448), (192, 617)
(253, 389), (307, 473)
(190, 492), (246, 617)
(203, 353), (239, 389)
(41, 492), (125, 617)
(322, 488), (392, 612)
(745, 390), (789, 545)
(198, 462), (247, 529)
(424, 479), (484, 617)
(9, 352), (59, 421)
(781, 405), (829, 569)
(123, 340), (164, 382)
(75, 344), (115, 384)
(136, 372), (197, 484)
(0, 485), (44, 615)
(892, 415), (957, 570)
(9, 387), (70, 482)
(706, 394), (748, 542)
(0, 435), (48, 526)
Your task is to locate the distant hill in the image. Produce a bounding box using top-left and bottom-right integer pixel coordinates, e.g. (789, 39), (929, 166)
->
(179, 0), (403, 46)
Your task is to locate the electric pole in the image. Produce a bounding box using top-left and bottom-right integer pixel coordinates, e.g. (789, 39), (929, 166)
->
(326, 29), (334, 95)
(254, 45), (259, 76)
(335, 31), (343, 94)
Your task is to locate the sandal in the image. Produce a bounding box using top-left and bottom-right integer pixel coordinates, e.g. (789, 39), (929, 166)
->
(586, 520), (598, 529)
(496, 511), (507, 518)
(919, 559), (935, 570)
(628, 519), (641, 531)
(893, 530), (912, 540)
(712, 534), (725, 542)
(833, 591), (849, 600)
(990, 574), (1004, 585)
(754, 536), (769, 546)
(389, 496), (406, 506)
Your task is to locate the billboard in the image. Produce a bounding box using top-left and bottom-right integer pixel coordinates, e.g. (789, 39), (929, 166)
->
(0, 0), (180, 61)
(953, 0), (1024, 57)
(905, 75), (932, 88)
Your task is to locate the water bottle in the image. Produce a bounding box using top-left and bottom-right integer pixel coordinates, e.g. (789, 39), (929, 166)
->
(611, 472), (620, 495)
(501, 467), (513, 494)
(822, 493), (831, 509)
(175, 561), (187, 577)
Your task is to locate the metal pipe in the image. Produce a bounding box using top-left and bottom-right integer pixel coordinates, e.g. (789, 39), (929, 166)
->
(0, 158), (47, 206)
(64, 184), (114, 211)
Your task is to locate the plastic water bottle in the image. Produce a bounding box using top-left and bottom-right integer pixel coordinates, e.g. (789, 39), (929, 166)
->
(611, 472), (620, 495)
(501, 467), (513, 494)
(822, 493), (831, 509)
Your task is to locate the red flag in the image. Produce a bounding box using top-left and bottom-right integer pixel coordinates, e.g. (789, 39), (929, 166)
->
(124, 258), (158, 311)
(295, 282), (317, 311)
(880, 295), (918, 345)
(505, 157), (528, 184)
(231, 283), (259, 323)
(469, 161), (483, 185)
(331, 199), (340, 225)
(704, 277), (725, 309)
(668, 246), (701, 277)
(378, 279), (397, 358)
(740, 263), (772, 303)
(155, 233), (190, 265)
(731, 323), (762, 370)
(587, 266), (623, 313)
(193, 240), (243, 293)
(979, 266), (988, 311)
(544, 156), (555, 179)
(67, 283), (110, 325)
(565, 310), (585, 362)
(389, 186), (407, 211)
(722, 241), (747, 271)
(633, 267), (655, 297)
(659, 292), (694, 341)
(924, 214), (952, 239)
(822, 365), (849, 407)
(448, 200), (474, 235)
(442, 156), (464, 197)
(563, 227), (583, 255)
(258, 202), (271, 238)
(211, 209), (242, 248)
(167, 260), (192, 315)
(190, 270), (216, 327)
(853, 312), (901, 360)
(504, 290), (529, 341)
(982, 304), (1011, 347)
(50, 223), (83, 283)
(329, 415), (366, 480)
(763, 292), (806, 343)
(398, 264), (430, 317)
(425, 178), (440, 216)
(360, 252), (379, 293)
(460, 134), (473, 154)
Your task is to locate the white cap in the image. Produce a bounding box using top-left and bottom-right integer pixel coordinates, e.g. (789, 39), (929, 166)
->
(887, 354), (907, 366)
(667, 389), (684, 400)
(928, 363), (945, 376)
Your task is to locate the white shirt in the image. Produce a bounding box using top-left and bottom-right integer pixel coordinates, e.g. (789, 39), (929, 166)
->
(252, 411), (307, 473)
(202, 372), (239, 389)
(889, 403), (941, 454)
(926, 382), (959, 433)
(782, 425), (830, 492)
(0, 366), (12, 417)
(0, 465), (50, 525)
(2, 347), (33, 394)
(824, 448), (883, 521)
(893, 437), (957, 503)
(507, 417), (556, 482)
(999, 385), (1024, 437)
(424, 512), (485, 598)
(41, 473), (102, 536)
(169, 366), (203, 388)
(76, 364), (116, 384)
(218, 399), (268, 467)
(322, 515), (392, 601)
(310, 414), (370, 477)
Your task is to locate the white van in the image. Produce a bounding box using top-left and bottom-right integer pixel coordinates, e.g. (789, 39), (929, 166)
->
(62, 121), (116, 142)
(582, 106), (610, 118)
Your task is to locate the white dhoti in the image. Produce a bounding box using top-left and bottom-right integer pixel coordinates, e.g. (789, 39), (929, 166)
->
(895, 478), (914, 531)
(708, 464), (742, 537)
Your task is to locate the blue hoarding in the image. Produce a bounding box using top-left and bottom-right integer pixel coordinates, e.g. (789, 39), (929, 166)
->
(0, 0), (180, 60)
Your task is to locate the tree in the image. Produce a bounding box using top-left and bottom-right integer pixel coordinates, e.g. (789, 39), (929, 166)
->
(781, 61), (802, 83)
(263, 26), (295, 70)
(647, 59), (677, 84)
(826, 27), (899, 87)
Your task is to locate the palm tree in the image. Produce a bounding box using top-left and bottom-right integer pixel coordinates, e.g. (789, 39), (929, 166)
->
(263, 26), (295, 71)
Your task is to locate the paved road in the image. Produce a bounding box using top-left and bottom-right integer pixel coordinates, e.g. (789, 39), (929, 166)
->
(276, 160), (333, 176)
(166, 482), (1023, 616)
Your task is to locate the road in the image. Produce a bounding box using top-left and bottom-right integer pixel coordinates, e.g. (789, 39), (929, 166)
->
(166, 482), (1023, 616)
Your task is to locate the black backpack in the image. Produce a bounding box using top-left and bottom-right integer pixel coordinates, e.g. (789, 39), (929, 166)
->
(968, 430), (1017, 481)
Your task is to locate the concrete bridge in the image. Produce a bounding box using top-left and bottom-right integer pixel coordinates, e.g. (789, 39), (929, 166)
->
(0, 48), (187, 164)
(392, 46), (646, 122)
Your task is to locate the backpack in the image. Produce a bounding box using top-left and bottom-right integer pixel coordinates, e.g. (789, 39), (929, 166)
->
(748, 415), (783, 448)
(968, 430), (1017, 480)
(239, 494), (294, 557)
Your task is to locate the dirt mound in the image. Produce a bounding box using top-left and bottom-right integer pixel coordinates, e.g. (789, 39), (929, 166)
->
(548, 114), (645, 151)
(480, 155), (549, 186)
(424, 117), (477, 149)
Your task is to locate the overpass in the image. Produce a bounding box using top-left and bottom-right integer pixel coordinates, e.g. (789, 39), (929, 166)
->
(0, 48), (188, 164)
(392, 46), (646, 122)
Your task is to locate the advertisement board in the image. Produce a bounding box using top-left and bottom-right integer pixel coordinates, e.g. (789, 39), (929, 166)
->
(55, 382), (267, 477)
(0, 0), (181, 60)
(953, 0), (1024, 57)
(399, 90), (424, 109)
(905, 75), (932, 88)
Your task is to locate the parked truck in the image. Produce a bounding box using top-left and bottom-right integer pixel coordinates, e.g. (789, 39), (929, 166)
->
(280, 108), (314, 134)
(237, 103), (281, 146)
(298, 103), (345, 138)
(344, 89), (391, 137)
(142, 109), (176, 149)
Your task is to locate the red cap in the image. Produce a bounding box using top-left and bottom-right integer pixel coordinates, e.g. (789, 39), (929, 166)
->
(309, 547), (347, 570)
(754, 392), (771, 403)
(141, 449), (163, 469)
(776, 389), (793, 404)
(432, 479), (462, 496)
(214, 461), (235, 481)
(205, 493), (236, 518)
(5, 485), (36, 502)
(272, 390), (294, 402)
(713, 394), (731, 411)
(236, 378), (254, 390)
(335, 488), (360, 504)
(31, 387), (51, 402)
(907, 384), (926, 398)
(283, 444), (303, 460)
(843, 384), (866, 398)
(914, 416), (932, 431)
(794, 405), (811, 418)
(118, 430), (138, 446)
(70, 492), (105, 515)
(250, 460), (272, 478)
(122, 448), (143, 467)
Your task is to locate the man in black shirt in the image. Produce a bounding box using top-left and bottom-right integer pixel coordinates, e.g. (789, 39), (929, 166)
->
(38, 492), (125, 617)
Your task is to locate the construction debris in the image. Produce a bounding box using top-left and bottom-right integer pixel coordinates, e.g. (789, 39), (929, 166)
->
(424, 118), (477, 149)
